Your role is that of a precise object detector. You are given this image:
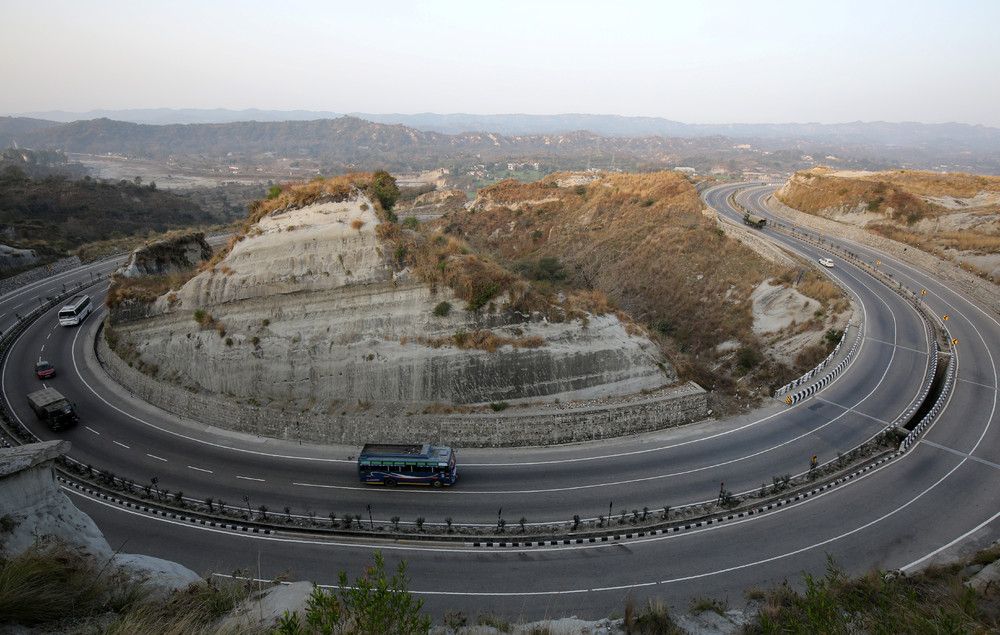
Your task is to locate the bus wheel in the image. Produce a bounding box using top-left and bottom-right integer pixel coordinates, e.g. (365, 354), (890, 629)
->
(384, 479), (396, 487)
(432, 479), (443, 488)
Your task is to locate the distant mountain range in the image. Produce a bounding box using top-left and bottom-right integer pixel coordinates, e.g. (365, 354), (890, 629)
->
(2, 111), (1000, 176)
(10, 109), (1000, 152)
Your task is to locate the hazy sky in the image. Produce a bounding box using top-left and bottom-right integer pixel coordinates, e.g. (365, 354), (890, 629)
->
(6, 0), (999, 127)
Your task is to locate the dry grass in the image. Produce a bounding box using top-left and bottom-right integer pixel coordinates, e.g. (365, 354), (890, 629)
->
(795, 270), (843, 308)
(106, 269), (196, 309)
(778, 169), (940, 221)
(433, 171), (772, 356)
(784, 167), (1000, 207)
(779, 167), (1000, 284)
(0, 540), (267, 633)
(379, 219), (547, 314)
(204, 173), (379, 271)
(747, 554), (999, 633)
(416, 330), (546, 353)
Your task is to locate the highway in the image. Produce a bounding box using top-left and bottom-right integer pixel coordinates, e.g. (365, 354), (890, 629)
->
(3, 185), (999, 621)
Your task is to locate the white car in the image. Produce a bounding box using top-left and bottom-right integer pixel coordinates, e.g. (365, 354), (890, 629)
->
(818, 257), (835, 268)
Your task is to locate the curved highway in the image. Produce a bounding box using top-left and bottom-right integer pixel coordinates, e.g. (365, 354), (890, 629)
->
(3, 186), (999, 621)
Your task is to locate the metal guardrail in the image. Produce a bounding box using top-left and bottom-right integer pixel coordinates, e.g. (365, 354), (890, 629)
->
(0, 218), (961, 543)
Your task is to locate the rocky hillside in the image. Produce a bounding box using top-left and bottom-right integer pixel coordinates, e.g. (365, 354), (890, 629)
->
(776, 168), (1000, 278)
(0, 441), (201, 595)
(107, 173), (674, 412)
(432, 172), (847, 396)
(115, 232), (211, 279)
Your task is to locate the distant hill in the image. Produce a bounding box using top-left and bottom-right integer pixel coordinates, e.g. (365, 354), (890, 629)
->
(0, 116), (735, 166)
(3, 113), (1000, 175)
(0, 170), (230, 250)
(10, 109), (1000, 152)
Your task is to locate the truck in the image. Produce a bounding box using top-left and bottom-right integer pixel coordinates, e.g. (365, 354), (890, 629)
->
(744, 212), (767, 228)
(27, 388), (78, 431)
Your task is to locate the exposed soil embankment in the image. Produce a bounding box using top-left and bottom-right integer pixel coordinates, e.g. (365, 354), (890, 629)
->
(777, 168), (1000, 279)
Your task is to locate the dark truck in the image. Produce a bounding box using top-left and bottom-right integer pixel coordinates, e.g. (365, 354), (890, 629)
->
(743, 212), (767, 228)
(27, 387), (78, 431)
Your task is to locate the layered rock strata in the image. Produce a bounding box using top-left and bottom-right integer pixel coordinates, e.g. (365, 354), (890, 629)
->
(109, 191), (679, 415)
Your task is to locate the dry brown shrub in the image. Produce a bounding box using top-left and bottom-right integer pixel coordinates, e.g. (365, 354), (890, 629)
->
(433, 170), (768, 356)
(450, 329), (547, 353)
(797, 271), (842, 307)
(376, 221), (402, 243)
(512, 336), (546, 348)
(934, 231), (1000, 252)
(423, 403), (454, 414)
(106, 271), (195, 309)
(350, 219), (364, 231)
(461, 330), (503, 353)
(436, 253), (522, 311)
(416, 336), (448, 348)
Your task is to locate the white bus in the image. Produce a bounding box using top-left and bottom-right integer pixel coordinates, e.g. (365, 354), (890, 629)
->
(58, 294), (93, 326)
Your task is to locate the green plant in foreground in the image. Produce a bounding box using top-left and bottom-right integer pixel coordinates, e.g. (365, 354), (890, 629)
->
(689, 595), (727, 615)
(476, 611), (511, 632)
(625, 597), (683, 634)
(0, 542), (110, 625)
(748, 554), (995, 634)
(276, 551), (430, 635)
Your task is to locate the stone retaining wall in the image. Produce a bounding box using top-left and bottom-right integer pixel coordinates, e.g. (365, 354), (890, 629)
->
(96, 329), (708, 448)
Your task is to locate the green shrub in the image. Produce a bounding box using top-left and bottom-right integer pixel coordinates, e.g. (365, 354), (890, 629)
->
(368, 169), (400, 213)
(433, 301), (452, 317)
(466, 282), (500, 311)
(275, 551), (431, 635)
(736, 345), (762, 373)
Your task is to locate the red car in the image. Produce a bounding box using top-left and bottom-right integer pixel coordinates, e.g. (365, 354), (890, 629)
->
(35, 361), (56, 380)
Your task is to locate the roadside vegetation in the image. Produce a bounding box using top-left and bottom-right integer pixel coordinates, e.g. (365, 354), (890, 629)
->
(0, 539), (264, 634)
(3, 538), (997, 633)
(746, 551), (1000, 634)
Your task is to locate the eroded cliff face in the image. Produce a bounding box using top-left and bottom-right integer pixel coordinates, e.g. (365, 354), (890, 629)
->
(111, 191), (675, 410)
(117, 233), (212, 278)
(0, 243), (44, 273)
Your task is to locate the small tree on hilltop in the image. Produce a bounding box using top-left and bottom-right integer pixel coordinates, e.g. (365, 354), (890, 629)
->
(369, 169), (400, 215)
